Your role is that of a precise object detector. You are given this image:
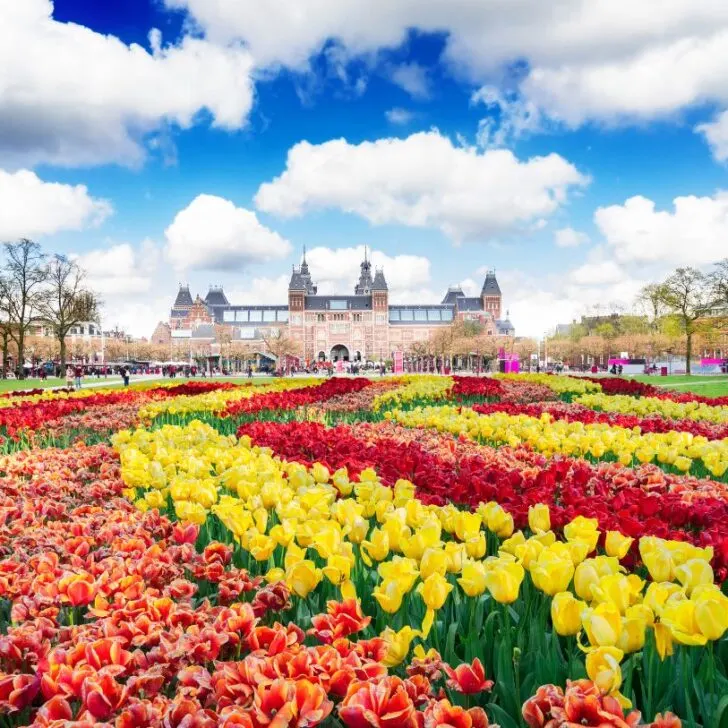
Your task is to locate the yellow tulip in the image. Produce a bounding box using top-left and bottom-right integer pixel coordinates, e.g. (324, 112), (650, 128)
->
(528, 504), (551, 533)
(617, 616), (646, 653)
(312, 462), (330, 484)
(381, 625), (420, 666)
(530, 548), (574, 597)
(286, 560), (322, 598)
(333, 468), (353, 496)
(457, 560), (488, 597)
(144, 489), (165, 509)
(582, 603), (622, 647)
(465, 533), (487, 559)
(248, 533), (276, 562)
(361, 528), (390, 566)
(653, 621), (674, 660)
(174, 500), (207, 525)
(514, 539), (544, 569)
(379, 556), (419, 593)
(484, 561), (524, 604)
(660, 600), (709, 646)
(643, 581), (683, 615)
(373, 579), (405, 613)
(551, 591), (585, 636)
(563, 516), (600, 553)
(500, 531), (526, 556)
(418, 572), (453, 611)
(444, 542), (467, 573)
(694, 595), (728, 641)
(265, 567), (286, 583)
(639, 537), (675, 582)
(270, 521), (296, 547)
(605, 531), (634, 560)
(284, 542), (307, 570)
(454, 512), (482, 542)
(322, 554), (352, 586)
(585, 645), (624, 695)
(674, 558), (714, 596)
(347, 517), (369, 544)
(420, 548), (448, 580)
(574, 557), (621, 601)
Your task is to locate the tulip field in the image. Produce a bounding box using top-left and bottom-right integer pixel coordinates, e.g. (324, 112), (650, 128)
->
(2, 375), (728, 728)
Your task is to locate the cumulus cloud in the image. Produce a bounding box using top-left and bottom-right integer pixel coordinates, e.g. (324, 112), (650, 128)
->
(696, 110), (728, 162)
(165, 0), (728, 130)
(594, 192), (728, 267)
(306, 245), (431, 294)
(164, 195), (292, 272)
(255, 131), (588, 241)
(555, 227), (590, 248)
(569, 259), (624, 286)
(0, 0), (254, 168)
(472, 86), (544, 148)
(74, 241), (158, 296)
(0, 168), (111, 239)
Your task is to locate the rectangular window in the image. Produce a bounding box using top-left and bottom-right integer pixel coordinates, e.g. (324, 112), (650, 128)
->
(239, 328), (255, 340)
(442, 309), (453, 321)
(223, 311), (235, 322)
(263, 310), (276, 322)
(353, 313), (362, 322)
(249, 310), (263, 322)
(376, 314), (385, 324)
(400, 309), (413, 321)
(277, 310), (289, 322)
(389, 310), (400, 322)
(329, 300), (347, 310)
(317, 313), (325, 322)
(427, 309), (441, 321)
(414, 310), (427, 321)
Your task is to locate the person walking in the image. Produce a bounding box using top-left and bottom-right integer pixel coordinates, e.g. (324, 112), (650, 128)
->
(121, 366), (130, 387)
(65, 365), (74, 389)
(73, 364), (82, 390)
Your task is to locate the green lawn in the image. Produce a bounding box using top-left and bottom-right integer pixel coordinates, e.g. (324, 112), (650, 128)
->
(627, 373), (728, 397)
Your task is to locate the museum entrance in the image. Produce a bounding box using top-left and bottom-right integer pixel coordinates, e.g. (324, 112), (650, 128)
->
(330, 345), (350, 362)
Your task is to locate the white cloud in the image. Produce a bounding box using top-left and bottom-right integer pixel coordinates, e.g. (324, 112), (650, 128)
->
(555, 227), (589, 248)
(0, 0), (254, 168)
(0, 168), (111, 239)
(385, 108), (415, 125)
(390, 63), (430, 99)
(228, 274), (291, 305)
(164, 194), (292, 271)
(696, 110), (728, 162)
(255, 131), (588, 241)
(473, 86), (544, 148)
(306, 245), (431, 293)
(166, 0), (728, 129)
(569, 259), (624, 286)
(594, 192), (728, 267)
(74, 241), (158, 296)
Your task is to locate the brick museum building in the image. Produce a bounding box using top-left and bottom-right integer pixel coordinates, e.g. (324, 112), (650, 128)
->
(160, 251), (513, 364)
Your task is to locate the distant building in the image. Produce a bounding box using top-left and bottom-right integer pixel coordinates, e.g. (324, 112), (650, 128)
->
(165, 250), (514, 362)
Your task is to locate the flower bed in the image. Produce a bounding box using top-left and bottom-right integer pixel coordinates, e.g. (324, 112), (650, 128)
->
(0, 374), (726, 726)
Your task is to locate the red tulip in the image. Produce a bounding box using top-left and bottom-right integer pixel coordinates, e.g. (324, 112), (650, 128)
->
(444, 659), (493, 695)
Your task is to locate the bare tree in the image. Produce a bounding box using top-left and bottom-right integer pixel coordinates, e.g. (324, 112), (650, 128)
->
(709, 259), (728, 309)
(36, 255), (99, 371)
(654, 267), (713, 375)
(636, 283), (666, 331)
(0, 240), (47, 378)
(262, 329), (299, 369)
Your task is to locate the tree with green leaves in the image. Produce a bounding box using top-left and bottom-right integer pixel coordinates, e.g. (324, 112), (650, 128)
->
(36, 255), (99, 371)
(636, 283), (666, 331)
(0, 240), (47, 378)
(654, 267), (713, 375)
(709, 258), (728, 310)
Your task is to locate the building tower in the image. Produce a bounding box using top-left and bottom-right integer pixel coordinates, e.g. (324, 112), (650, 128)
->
(371, 267), (389, 361)
(355, 248), (374, 295)
(481, 270), (502, 320)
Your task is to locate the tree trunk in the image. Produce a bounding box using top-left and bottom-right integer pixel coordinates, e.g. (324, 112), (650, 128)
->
(17, 329), (24, 379)
(685, 329), (692, 375)
(59, 336), (67, 373)
(1, 332), (7, 378)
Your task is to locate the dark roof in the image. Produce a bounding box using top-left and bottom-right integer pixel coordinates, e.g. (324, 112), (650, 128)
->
(305, 296), (372, 310)
(205, 288), (229, 306)
(173, 285), (193, 308)
(289, 270), (306, 290)
(456, 297), (484, 311)
(191, 324), (215, 339)
(441, 287), (464, 305)
(170, 309), (187, 318)
(482, 272), (502, 296)
(496, 319), (514, 334)
(372, 269), (388, 290)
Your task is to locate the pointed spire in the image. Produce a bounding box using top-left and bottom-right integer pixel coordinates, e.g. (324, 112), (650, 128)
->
(302, 244), (307, 264)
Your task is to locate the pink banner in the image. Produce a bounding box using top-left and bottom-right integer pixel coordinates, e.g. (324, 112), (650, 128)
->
(393, 351), (404, 374)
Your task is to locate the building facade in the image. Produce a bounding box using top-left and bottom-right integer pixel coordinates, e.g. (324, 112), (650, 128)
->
(167, 251), (513, 363)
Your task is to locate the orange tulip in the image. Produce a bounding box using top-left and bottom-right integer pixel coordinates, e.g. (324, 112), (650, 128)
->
(423, 699), (490, 728)
(339, 676), (418, 728)
(58, 572), (97, 607)
(444, 658), (494, 695)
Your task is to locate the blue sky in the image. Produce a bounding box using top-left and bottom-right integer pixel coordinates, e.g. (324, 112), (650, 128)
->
(3, 0), (728, 337)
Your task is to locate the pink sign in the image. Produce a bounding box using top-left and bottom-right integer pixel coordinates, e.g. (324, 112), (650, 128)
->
(336, 360), (344, 373)
(701, 358), (725, 365)
(393, 351), (404, 374)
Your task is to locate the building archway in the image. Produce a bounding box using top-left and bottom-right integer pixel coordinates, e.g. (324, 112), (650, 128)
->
(331, 345), (349, 362)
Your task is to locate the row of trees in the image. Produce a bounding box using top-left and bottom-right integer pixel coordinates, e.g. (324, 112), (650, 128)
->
(0, 239), (98, 377)
(549, 260), (728, 374)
